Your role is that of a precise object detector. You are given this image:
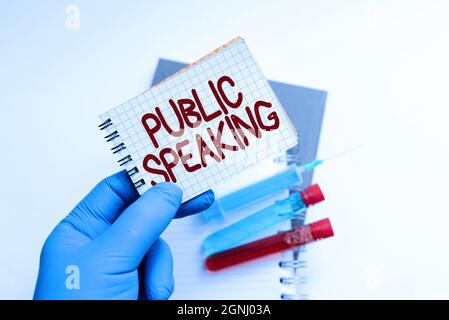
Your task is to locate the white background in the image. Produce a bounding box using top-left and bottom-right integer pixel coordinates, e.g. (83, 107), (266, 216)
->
(0, 0), (448, 299)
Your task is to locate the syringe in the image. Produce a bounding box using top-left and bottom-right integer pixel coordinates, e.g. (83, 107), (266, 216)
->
(202, 184), (324, 255)
(203, 145), (361, 221)
(202, 159), (323, 221)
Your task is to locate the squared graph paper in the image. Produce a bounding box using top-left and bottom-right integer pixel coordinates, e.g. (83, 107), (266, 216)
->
(99, 37), (298, 202)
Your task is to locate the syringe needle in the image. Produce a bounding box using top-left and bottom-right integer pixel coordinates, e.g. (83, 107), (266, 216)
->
(301, 145), (362, 172)
(321, 144), (363, 162)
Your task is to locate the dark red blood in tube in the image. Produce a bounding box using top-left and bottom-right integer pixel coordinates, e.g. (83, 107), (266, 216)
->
(205, 218), (334, 271)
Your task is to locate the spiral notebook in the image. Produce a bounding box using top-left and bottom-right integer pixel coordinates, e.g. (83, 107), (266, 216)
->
(153, 59), (327, 300)
(98, 37), (297, 202)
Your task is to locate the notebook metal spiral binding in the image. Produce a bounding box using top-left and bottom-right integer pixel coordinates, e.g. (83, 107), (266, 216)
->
(280, 293), (298, 300)
(278, 138), (310, 300)
(98, 118), (147, 190)
(281, 293), (309, 300)
(279, 260), (307, 269)
(280, 276), (308, 285)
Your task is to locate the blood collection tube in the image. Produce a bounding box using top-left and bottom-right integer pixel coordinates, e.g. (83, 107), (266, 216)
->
(205, 218), (334, 271)
(202, 161), (322, 220)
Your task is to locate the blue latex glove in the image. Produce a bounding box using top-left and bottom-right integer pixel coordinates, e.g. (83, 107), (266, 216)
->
(34, 170), (214, 300)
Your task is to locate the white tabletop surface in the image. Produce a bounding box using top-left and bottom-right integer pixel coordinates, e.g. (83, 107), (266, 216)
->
(0, 0), (448, 299)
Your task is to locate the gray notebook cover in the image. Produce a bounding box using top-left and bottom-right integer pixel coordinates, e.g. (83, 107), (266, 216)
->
(151, 58), (327, 187)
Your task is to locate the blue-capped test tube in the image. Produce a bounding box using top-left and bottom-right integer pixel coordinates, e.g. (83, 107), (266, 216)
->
(202, 184), (325, 255)
(202, 160), (322, 221)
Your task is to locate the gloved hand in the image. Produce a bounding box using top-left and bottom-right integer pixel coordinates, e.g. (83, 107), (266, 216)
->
(33, 170), (214, 300)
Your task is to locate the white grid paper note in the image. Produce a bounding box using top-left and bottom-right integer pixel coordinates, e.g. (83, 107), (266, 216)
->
(99, 37), (298, 201)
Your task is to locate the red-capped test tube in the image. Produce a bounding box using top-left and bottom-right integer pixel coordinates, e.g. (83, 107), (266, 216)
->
(205, 218), (334, 271)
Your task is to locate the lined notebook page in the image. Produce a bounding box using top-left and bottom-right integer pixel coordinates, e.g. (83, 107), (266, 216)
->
(162, 160), (297, 299)
(99, 37), (297, 202)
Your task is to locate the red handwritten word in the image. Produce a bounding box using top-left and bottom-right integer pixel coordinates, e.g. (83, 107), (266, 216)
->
(141, 75), (280, 185)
